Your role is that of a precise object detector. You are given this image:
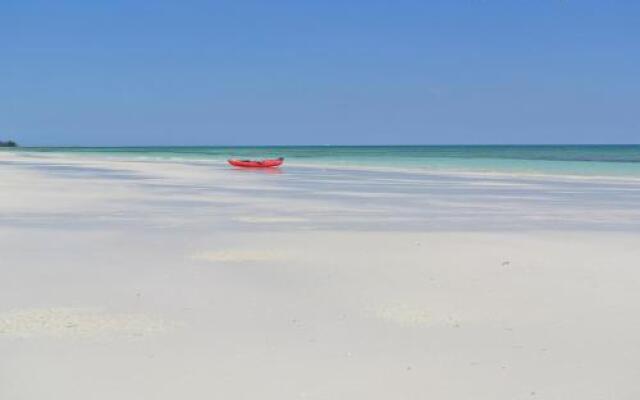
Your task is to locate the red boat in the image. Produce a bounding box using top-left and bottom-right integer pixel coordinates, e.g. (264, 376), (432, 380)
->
(228, 157), (284, 168)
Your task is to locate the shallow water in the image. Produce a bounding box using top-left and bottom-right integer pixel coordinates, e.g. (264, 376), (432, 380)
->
(5, 145), (640, 178)
(2, 154), (640, 232)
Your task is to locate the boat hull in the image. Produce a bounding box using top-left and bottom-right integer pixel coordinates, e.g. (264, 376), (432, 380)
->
(228, 158), (284, 168)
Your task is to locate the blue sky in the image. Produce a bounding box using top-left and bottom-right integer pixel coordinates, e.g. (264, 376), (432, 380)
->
(1, 1), (638, 146)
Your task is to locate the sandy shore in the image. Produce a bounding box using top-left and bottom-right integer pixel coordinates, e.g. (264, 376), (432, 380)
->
(1, 152), (640, 399)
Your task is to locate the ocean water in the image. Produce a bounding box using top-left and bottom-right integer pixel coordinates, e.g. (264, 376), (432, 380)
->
(5, 145), (640, 179)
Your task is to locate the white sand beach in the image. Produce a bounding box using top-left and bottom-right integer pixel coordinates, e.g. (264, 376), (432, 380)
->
(2, 152), (640, 399)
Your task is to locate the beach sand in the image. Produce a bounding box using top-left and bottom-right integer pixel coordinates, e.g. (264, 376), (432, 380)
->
(1, 152), (640, 399)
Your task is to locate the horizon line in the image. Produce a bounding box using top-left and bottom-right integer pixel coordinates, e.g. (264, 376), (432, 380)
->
(8, 143), (640, 149)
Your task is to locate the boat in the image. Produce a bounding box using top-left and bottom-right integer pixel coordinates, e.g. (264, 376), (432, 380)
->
(228, 157), (284, 168)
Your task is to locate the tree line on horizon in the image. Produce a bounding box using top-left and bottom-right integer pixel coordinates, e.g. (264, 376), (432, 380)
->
(0, 139), (17, 147)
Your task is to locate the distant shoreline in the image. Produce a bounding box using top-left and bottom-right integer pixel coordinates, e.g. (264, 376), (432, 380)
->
(0, 140), (17, 147)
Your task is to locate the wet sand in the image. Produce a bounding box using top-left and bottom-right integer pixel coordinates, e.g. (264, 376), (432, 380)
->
(1, 152), (640, 399)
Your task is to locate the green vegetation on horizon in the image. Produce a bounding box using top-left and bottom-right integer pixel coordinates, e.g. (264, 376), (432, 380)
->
(0, 140), (17, 147)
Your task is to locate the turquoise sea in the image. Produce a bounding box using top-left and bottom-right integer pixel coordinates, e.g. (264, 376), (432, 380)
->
(5, 145), (640, 178)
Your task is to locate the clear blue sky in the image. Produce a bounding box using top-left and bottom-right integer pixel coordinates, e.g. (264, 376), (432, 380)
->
(1, 1), (638, 146)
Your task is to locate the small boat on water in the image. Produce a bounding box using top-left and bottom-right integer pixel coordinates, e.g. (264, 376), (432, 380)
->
(228, 157), (284, 168)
